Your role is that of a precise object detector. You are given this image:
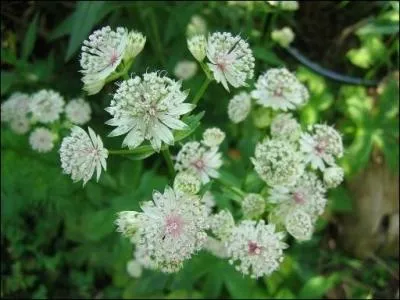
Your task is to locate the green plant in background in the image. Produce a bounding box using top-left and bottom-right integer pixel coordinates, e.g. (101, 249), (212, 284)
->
(1, 1), (399, 299)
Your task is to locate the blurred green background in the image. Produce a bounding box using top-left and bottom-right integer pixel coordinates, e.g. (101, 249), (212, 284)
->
(1, 1), (399, 299)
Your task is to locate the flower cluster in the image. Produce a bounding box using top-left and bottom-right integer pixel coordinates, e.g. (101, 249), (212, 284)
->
(80, 26), (146, 95)
(116, 186), (209, 273)
(188, 32), (255, 91)
(2, 90), (92, 155)
(174, 128), (224, 184)
(174, 60), (198, 80)
(105, 72), (193, 151)
(227, 91), (252, 123)
(271, 27), (295, 48)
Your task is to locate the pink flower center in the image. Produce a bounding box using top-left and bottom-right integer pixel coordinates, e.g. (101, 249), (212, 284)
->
(273, 87), (283, 97)
(109, 50), (119, 67)
(315, 139), (328, 155)
(165, 214), (184, 238)
(248, 241), (262, 255)
(293, 191), (305, 204)
(193, 159), (205, 170)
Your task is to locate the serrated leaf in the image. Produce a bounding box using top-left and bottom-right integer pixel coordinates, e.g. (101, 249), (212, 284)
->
(22, 13), (39, 60)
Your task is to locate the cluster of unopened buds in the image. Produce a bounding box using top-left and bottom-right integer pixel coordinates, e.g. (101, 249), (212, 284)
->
(2, 15), (344, 280)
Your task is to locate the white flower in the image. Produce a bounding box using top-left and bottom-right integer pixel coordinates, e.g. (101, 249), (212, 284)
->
(65, 98), (92, 125)
(123, 31), (146, 62)
(300, 124), (343, 171)
(9, 117), (30, 135)
(323, 166), (344, 188)
(269, 171), (327, 219)
(121, 186), (209, 273)
(1, 92), (30, 123)
(174, 60), (198, 80)
(242, 193), (266, 219)
(186, 15), (208, 38)
(115, 211), (141, 238)
(202, 127), (225, 148)
(80, 26), (128, 95)
(126, 259), (143, 278)
(227, 91), (251, 123)
(225, 220), (287, 278)
(133, 244), (157, 270)
(270, 113), (301, 142)
(173, 170), (201, 195)
(30, 90), (65, 123)
(204, 236), (229, 258)
(268, 1), (299, 10)
(210, 210), (235, 240)
(187, 35), (207, 62)
(59, 126), (108, 186)
(201, 191), (216, 214)
(251, 138), (304, 186)
(175, 141), (223, 183)
(206, 32), (255, 91)
(105, 72), (193, 151)
(271, 27), (295, 48)
(251, 68), (309, 111)
(285, 208), (314, 241)
(29, 127), (54, 153)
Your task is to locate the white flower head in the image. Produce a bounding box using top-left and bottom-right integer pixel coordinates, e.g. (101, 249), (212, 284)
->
(201, 191), (216, 214)
(268, 1), (299, 10)
(270, 113), (301, 142)
(9, 117), (30, 135)
(300, 124), (343, 171)
(202, 127), (225, 148)
(251, 68), (309, 111)
(269, 171), (327, 218)
(30, 90), (65, 123)
(59, 126), (108, 186)
(206, 32), (255, 91)
(175, 141), (223, 184)
(225, 220), (287, 279)
(29, 127), (55, 153)
(126, 259), (143, 278)
(187, 35), (207, 62)
(125, 186), (209, 273)
(285, 208), (314, 241)
(174, 60), (198, 81)
(173, 170), (201, 195)
(106, 72), (194, 151)
(323, 166), (344, 188)
(65, 98), (92, 125)
(123, 31), (146, 62)
(242, 193), (266, 219)
(210, 210), (235, 240)
(80, 26), (128, 95)
(204, 236), (229, 258)
(115, 211), (141, 238)
(186, 15), (208, 38)
(251, 138), (304, 186)
(228, 91), (251, 123)
(271, 27), (295, 48)
(1, 92), (31, 123)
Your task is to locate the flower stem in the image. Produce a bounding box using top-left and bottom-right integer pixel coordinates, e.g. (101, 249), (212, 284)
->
(108, 149), (138, 155)
(192, 76), (212, 105)
(161, 147), (175, 178)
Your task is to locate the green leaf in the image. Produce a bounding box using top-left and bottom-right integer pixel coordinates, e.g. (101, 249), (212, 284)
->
(174, 111), (205, 142)
(298, 274), (340, 299)
(22, 13), (39, 60)
(82, 209), (115, 241)
(65, 1), (106, 61)
(1, 71), (16, 95)
(342, 130), (373, 176)
(253, 46), (284, 66)
(48, 13), (75, 41)
(328, 186), (353, 213)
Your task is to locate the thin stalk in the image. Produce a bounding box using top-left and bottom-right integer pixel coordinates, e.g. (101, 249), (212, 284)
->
(192, 76), (212, 105)
(161, 147), (175, 178)
(108, 149), (138, 155)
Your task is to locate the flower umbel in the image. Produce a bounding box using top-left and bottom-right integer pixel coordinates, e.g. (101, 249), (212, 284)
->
(59, 126), (108, 185)
(29, 127), (55, 153)
(175, 141), (223, 183)
(202, 127), (225, 148)
(206, 32), (255, 91)
(225, 220), (287, 278)
(227, 91), (252, 123)
(30, 89), (65, 123)
(271, 27), (295, 48)
(251, 68), (309, 111)
(270, 113), (301, 142)
(106, 72), (193, 151)
(174, 60), (198, 80)
(65, 98), (92, 125)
